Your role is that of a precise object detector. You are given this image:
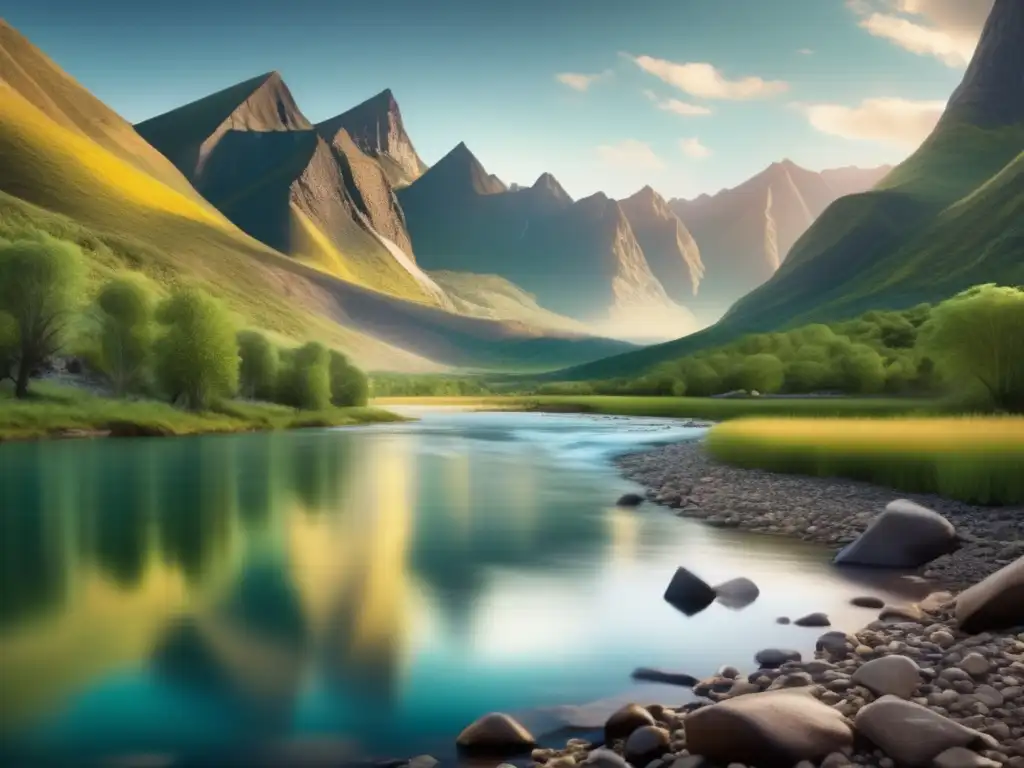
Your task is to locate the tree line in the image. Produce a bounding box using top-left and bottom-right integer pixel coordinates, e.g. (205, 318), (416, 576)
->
(0, 233), (368, 410)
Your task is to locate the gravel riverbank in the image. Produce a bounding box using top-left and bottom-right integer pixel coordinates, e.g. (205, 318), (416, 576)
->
(615, 439), (1024, 590)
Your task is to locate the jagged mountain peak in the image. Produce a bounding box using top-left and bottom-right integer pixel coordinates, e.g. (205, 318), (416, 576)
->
(530, 172), (572, 205)
(317, 87), (427, 187)
(939, 0), (1024, 129)
(400, 140), (505, 197)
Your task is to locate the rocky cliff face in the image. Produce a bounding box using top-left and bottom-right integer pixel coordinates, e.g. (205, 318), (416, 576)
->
(619, 186), (704, 303)
(316, 89), (428, 188)
(940, 0), (1024, 129)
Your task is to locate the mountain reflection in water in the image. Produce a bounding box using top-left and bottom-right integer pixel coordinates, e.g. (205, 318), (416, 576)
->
(0, 412), (925, 765)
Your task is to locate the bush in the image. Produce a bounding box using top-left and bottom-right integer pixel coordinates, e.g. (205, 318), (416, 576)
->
(278, 342), (331, 410)
(237, 330), (278, 400)
(328, 350), (369, 407)
(922, 284), (1024, 412)
(94, 273), (154, 396)
(678, 359), (721, 397)
(735, 353), (784, 394)
(154, 286), (239, 410)
(0, 235), (84, 397)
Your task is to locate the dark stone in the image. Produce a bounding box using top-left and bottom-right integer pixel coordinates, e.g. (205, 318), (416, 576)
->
(663, 567), (716, 616)
(794, 612), (831, 627)
(604, 703), (656, 743)
(834, 499), (957, 569)
(816, 631), (851, 655)
(777, 616), (791, 624)
(755, 648), (802, 669)
(851, 595), (886, 609)
(631, 667), (699, 687)
(617, 493), (645, 507)
(713, 577), (760, 609)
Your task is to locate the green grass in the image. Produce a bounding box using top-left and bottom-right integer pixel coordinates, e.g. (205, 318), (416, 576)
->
(0, 382), (403, 441)
(706, 416), (1024, 506)
(373, 395), (945, 420)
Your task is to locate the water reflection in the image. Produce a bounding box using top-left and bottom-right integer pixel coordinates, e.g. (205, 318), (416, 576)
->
(0, 414), (927, 763)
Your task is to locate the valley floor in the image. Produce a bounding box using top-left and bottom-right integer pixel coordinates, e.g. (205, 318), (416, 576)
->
(0, 382), (402, 441)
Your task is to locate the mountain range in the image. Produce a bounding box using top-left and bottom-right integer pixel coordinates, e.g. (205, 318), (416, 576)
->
(559, 0), (1023, 381)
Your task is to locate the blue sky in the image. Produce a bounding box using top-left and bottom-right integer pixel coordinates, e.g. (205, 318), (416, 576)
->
(6, 0), (992, 199)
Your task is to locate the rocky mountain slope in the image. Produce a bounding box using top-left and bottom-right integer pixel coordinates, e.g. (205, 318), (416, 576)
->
(668, 160), (891, 321)
(0, 20), (633, 373)
(316, 89), (428, 188)
(400, 145), (699, 342)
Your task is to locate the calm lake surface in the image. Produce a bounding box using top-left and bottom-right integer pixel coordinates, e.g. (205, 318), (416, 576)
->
(0, 409), (927, 766)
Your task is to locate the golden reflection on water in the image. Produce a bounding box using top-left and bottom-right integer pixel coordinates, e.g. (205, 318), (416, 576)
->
(605, 508), (640, 566)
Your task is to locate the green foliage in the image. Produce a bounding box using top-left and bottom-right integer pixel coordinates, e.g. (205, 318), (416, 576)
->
(328, 350), (369, 407)
(735, 354), (784, 394)
(922, 284), (1024, 412)
(154, 286), (239, 410)
(0, 312), (15, 382)
(0, 235), (85, 396)
(278, 341), (331, 410)
(370, 373), (497, 398)
(237, 330), (279, 400)
(94, 273), (154, 396)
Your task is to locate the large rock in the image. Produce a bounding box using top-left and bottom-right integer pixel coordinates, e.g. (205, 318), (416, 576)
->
(617, 493), (645, 507)
(854, 696), (997, 767)
(604, 703), (656, 743)
(834, 499), (956, 568)
(712, 577), (760, 609)
(956, 554), (1024, 633)
(455, 712), (535, 753)
(684, 688), (854, 767)
(755, 648), (801, 668)
(794, 612), (831, 627)
(663, 567), (716, 616)
(852, 655), (921, 699)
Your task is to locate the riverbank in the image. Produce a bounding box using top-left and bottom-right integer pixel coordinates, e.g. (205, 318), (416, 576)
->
(0, 382), (403, 441)
(617, 440), (1024, 590)
(372, 395), (946, 421)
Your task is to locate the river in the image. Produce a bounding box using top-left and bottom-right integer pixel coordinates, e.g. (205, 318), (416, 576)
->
(0, 409), (926, 767)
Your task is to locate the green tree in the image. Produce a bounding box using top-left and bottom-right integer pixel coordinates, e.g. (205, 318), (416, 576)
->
(736, 353), (784, 394)
(784, 360), (829, 393)
(154, 286), (238, 410)
(0, 312), (16, 384)
(95, 274), (154, 396)
(279, 342), (331, 410)
(329, 349), (369, 407)
(237, 330), (278, 400)
(922, 284), (1024, 411)
(0, 236), (84, 397)
(839, 346), (887, 394)
(677, 359), (721, 397)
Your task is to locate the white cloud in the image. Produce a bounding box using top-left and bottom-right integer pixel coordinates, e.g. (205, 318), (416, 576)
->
(657, 99), (713, 117)
(679, 137), (711, 159)
(797, 97), (946, 146)
(848, 0), (992, 66)
(596, 139), (665, 170)
(797, 48), (815, 55)
(629, 55), (789, 100)
(556, 70), (612, 92)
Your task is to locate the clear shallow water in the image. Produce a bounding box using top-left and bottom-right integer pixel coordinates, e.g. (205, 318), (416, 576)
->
(0, 410), (927, 766)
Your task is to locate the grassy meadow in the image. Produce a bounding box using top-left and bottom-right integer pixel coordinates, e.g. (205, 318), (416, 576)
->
(372, 394), (946, 420)
(706, 416), (1024, 506)
(0, 382), (402, 441)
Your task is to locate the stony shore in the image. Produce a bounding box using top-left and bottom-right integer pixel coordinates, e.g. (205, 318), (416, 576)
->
(441, 439), (1024, 768)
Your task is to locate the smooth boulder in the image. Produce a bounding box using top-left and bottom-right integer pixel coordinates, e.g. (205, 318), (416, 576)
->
(834, 499), (956, 568)
(852, 655), (921, 699)
(956, 554), (1024, 633)
(631, 667), (698, 687)
(455, 712), (535, 753)
(624, 725), (670, 765)
(854, 696), (997, 767)
(794, 612), (831, 627)
(684, 688), (854, 767)
(713, 577), (760, 609)
(755, 648), (801, 668)
(664, 567), (716, 616)
(851, 595), (885, 609)
(604, 703), (656, 743)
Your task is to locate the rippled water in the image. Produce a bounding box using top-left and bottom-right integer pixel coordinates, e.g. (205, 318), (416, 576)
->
(0, 409), (926, 766)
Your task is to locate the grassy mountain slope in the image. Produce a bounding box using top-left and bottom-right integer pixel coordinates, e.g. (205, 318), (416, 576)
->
(553, 0), (1023, 382)
(0, 24), (634, 373)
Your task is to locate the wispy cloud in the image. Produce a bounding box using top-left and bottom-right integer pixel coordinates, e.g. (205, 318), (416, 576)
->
(629, 55), (789, 100)
(797, 48), (815, 55)
(657, 98), (713, 117)
(680, 137), (712, 159)
(596, 139), (665, 170)
(556, 70), (613, 92)
(796, 97), (946, 146)
(848, 0), (991, 66)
